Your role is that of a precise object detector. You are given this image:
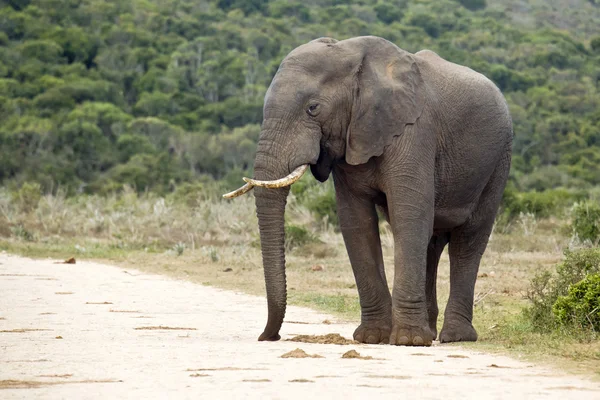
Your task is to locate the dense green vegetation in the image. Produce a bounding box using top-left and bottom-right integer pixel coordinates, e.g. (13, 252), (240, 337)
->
(553, 272), (600, 331)
(527, 247), (600, 333)
(1, 0), (599, 195)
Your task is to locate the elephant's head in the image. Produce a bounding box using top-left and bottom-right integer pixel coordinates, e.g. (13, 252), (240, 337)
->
(223, 36), (425, 341)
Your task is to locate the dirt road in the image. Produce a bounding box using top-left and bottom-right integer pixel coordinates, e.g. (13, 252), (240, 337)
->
(1, 253), (598, 399)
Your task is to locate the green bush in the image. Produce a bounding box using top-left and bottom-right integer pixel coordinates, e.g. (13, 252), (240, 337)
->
(526, 248), (600, 331)
(285, 224), (318, 250)
(304, 182), (338, 227)
(10, 224), (35, 241)
(292, 176), (339, 228)
(591, 36), (600, 53)
(456, 0), (487, 11)
(168, 182), (206, 207)
(408, 13), (441, 38)
(168, 180), (223, 206)
(571, 201), (600, 244)
(553, 273), (600, 331)
(11, 181), (42, 212)
(501, 186), (582, 220)
(374, 3), (404, 24)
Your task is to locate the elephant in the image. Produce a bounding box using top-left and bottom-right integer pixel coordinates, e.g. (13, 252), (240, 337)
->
(224, 36), (513, 346)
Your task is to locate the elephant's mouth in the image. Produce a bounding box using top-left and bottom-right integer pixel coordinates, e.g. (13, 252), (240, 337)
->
(222, 164), (310, 199)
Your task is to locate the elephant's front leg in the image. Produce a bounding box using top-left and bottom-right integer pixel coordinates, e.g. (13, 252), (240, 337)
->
(334, 177), (392, 344)
(387, 187), (435, 346)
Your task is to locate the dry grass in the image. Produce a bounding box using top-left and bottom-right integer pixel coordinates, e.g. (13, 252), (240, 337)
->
(0, 186), (258, 249)
(1, 188), (598, 378)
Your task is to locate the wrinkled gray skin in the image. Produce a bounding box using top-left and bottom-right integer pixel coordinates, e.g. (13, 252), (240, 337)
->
(253, 36), (513, 346)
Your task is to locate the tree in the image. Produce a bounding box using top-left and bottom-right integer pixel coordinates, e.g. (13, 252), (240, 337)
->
(591, 36), (600, 53)
(374, 3), (404, 25)
(456, 0), (487, 11)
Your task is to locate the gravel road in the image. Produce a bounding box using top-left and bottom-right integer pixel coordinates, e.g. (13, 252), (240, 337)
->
(1, 253), (598, 399)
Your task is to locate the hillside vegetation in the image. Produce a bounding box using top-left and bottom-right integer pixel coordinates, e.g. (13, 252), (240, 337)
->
(1, 0), (600, 194)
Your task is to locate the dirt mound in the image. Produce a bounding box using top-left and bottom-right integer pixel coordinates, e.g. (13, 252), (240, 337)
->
(280, 348), (323, 359)
(342, 350), (373, 360)
(287, 333), (357, 345)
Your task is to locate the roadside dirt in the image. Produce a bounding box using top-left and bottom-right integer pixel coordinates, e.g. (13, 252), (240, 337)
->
(1, 253), (599, 399)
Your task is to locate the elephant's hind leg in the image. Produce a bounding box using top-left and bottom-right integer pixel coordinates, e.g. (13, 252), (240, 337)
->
(334, 178), (392, 344)
(439, 160), (510, 343)
(426, 234), (449, 340)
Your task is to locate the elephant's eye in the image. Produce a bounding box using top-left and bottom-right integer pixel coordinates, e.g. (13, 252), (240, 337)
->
(307, 103), (320, 117)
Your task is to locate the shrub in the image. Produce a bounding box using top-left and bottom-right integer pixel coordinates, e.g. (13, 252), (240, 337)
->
(408, 13), (441, 38)
(11, 181), (42, 212)
(374, 3), (404, 24)
(571, 201), (600, 244)
(173, 242), (186, 256)
(591, 36), (600, 53)
(116, 134), (156, 163)
(10, 224), (35, 241)
(456, 0), (487, 11)
(285, 224), (318, 250)
(168, 182), (206, 207)
(553, 273), (600, 331)
(500, 186), (582, 220)
(526, 248), (600, 331)
(303, 182), (338, 227)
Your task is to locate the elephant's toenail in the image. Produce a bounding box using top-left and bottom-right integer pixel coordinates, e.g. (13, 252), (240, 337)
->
(398, 336), (409, 344)
(413, 336), (424, 345)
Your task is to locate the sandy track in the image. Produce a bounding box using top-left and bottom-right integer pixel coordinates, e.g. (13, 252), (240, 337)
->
(0, 253), (598, 399)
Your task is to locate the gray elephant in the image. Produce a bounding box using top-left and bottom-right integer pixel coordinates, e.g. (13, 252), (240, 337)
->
(225, 36), (513, 346)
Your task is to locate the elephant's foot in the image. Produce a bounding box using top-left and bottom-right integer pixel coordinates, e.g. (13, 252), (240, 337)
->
(353, 319), (392, 344)
(258, 332), (281, 341)
(439, 320), (478, 343)
(389, 323), (434, 346)
(427, 305), (439, 340)
(428, 317), (438, 341)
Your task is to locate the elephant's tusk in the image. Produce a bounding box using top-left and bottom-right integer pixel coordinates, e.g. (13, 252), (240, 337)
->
(222, 182), (254, 199)
(242, 164), (309, 189)
(222, 164), (309, 199)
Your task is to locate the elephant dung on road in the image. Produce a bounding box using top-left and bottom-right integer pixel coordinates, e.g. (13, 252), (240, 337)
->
(224, 36), (513, 347)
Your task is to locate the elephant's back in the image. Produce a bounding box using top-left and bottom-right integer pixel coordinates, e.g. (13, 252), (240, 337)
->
(415, 49), (495, 89)
(415, 49), (512, 140)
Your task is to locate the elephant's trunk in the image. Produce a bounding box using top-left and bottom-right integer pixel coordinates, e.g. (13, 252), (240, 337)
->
(254, 184), (289, 341)
(252, 141), (294, 341)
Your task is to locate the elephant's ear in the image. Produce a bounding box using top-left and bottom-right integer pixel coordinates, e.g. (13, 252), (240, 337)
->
(346, 42), (425, 165)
